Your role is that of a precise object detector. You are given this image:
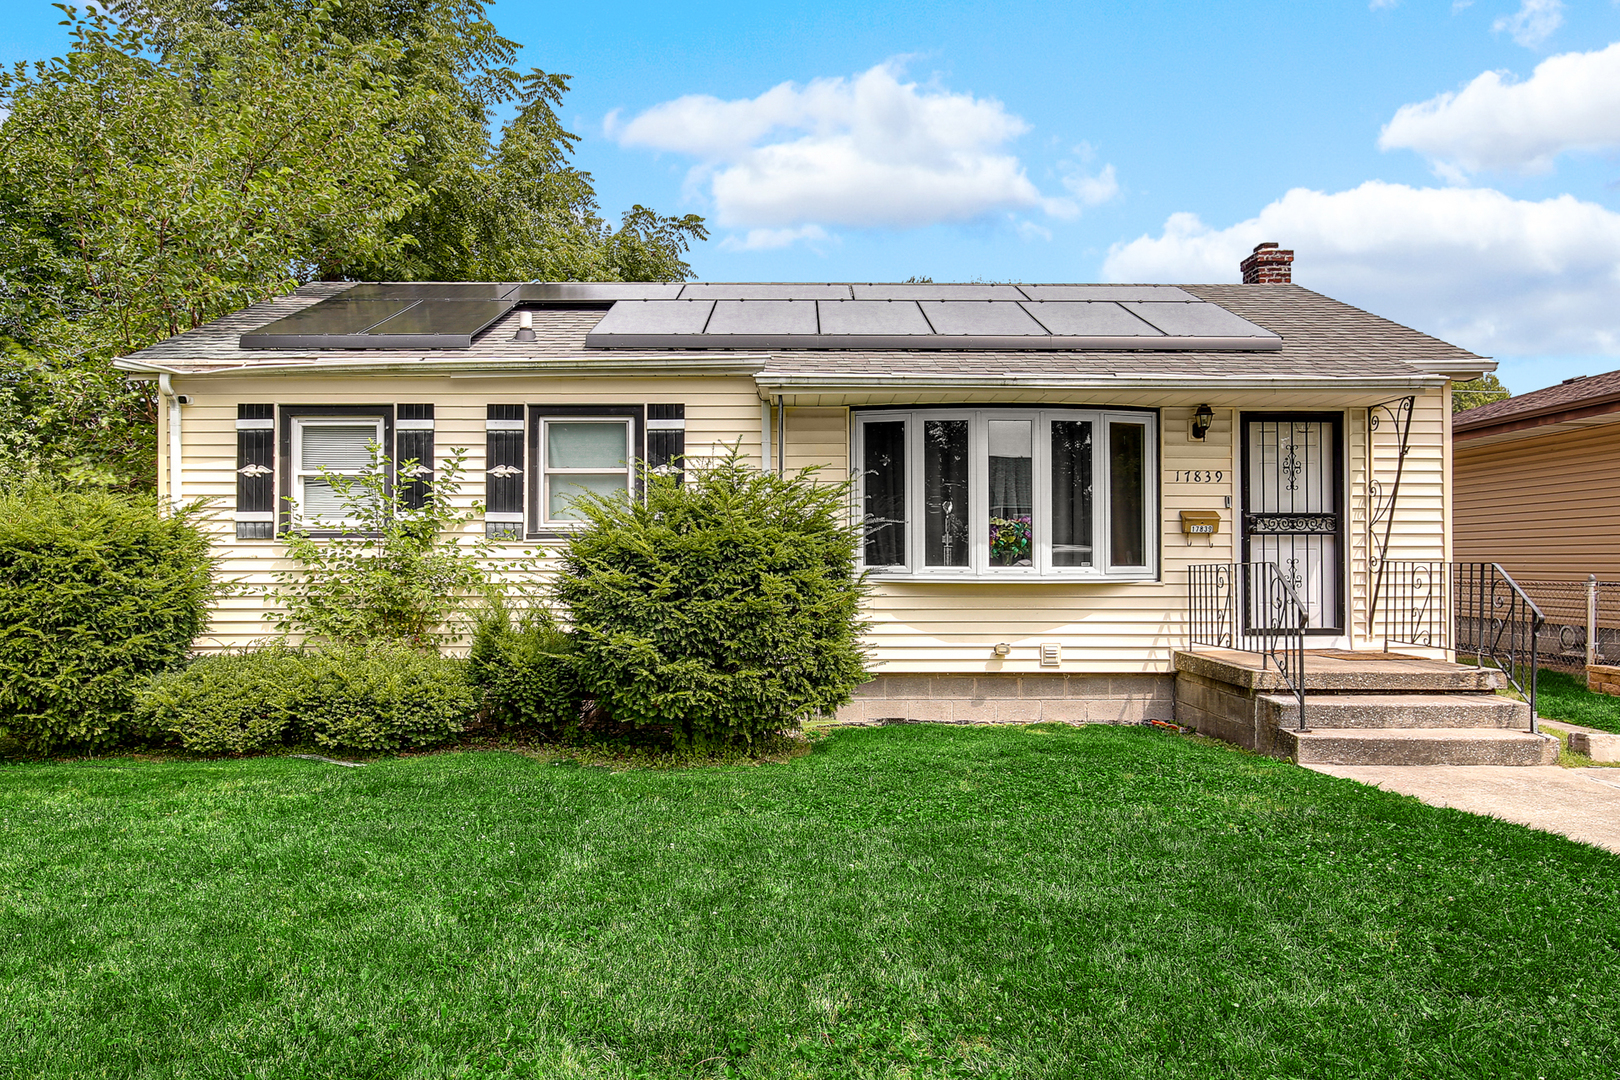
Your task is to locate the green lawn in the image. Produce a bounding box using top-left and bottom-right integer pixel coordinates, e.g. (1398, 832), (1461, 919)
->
(2, 724), (1617, 1079)
(1535, 667), (1620, 734)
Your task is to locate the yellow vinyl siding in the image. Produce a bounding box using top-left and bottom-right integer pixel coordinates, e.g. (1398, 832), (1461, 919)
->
(166, 375), (1452, 667)
(1358, 387), (1450, 640)
(172, 374), (766, 649)
(1454, 419), (1620, 581)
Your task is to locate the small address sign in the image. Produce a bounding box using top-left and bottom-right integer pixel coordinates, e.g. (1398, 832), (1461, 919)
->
(1169, 470), (1224, 483)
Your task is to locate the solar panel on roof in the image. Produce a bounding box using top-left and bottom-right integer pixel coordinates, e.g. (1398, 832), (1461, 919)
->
(516, 282), (684, 303)
(1123, 301), (1276, 339)
(678, 283), (853, 300)
(852, 284), (1026, 301)
(918, 301), (1046, 336)
(817, 300), (934, 335)
(342, 283), (519, 301)
(1019, 285), (1197, 302)
(239, 299), (417, 347)
(1022, 302), (1163, 337)
(363, 300), (513, 339)
(585, 299), (715, 338)
(705, 300), (819, 336)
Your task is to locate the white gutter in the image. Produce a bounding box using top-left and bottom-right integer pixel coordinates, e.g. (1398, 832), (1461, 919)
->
(157, 373), (183, 506)
(114, 354), (772, 379)
(751, 372), (1448, 393)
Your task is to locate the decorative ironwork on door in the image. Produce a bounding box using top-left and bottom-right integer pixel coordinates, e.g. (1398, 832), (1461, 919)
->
(1242, 415), (1345, 633)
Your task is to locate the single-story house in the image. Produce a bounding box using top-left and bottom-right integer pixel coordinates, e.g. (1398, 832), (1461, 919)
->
(1454, 369), (1620, 582)
(1453, 368), (1620, 671)
(114, 243), (1492, 726)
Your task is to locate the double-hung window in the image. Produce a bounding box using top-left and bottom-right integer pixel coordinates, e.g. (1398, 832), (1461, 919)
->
(289, 413), (387, 527)
(534, 416), (635, 525)
(855, 409), (1157, 578)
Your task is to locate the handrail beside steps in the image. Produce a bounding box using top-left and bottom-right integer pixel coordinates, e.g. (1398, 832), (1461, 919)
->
(1375, 560), (1544, 732)
(1189, 562), (1310, 732)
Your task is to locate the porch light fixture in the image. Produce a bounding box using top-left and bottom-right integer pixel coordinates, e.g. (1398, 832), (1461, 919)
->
(1191, 403), (1214, 440)
(993, 642), (1013, 657)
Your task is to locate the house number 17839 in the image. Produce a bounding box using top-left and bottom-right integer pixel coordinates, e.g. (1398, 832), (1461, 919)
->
(1171, 470), (1224, 483)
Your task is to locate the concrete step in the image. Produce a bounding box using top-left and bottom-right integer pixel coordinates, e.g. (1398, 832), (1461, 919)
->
(1259, 693), (1532, 730)
(1275, 727), (1558, 767)
(1175, 649), (1505, 693)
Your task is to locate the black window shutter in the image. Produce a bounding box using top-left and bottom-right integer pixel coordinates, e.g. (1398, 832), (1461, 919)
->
(646, 403), (685, 482)
(235, 404), (275, 539)
(397, 404), (435, 510)
(486, 404), (525, 538)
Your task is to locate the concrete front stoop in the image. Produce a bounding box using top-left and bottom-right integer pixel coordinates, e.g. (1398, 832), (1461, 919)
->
(1175, 648), (1558, 767)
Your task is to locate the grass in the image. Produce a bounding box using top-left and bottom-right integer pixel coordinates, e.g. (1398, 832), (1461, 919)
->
(2, 724), (1618, 1079)
(1533, 667), (1620, 734)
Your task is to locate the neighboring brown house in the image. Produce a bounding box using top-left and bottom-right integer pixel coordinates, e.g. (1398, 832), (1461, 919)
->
(1454, 369), (1620, 581)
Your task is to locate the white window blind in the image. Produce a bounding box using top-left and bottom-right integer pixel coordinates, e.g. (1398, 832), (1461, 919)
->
(292, 416), (384, 525)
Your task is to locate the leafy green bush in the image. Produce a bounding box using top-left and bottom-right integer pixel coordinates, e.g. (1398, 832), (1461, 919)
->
(0, 483), (216, 751)
(132, 644), (302, 754)
(135, 643), (476, 755)
(468, 602), (582, 735)
(554, 452), (868, 747)
(271, 446), (497, 648)
(298, 643), (475, 752)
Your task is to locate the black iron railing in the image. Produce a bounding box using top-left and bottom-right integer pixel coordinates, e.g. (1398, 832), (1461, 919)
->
(1375, 560), (1544, 731)
(1189, 562), (1309, 730)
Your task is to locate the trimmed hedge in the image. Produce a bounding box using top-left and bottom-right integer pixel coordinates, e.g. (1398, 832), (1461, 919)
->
(554, 454), (868, 746)
(467, 605), (582, 735)
(135, 643), (476, 755)
(0, 484), (216, 751)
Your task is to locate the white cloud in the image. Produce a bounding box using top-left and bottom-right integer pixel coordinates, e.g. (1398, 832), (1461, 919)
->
(1369, 0), (1399, 10)
(607, 62), (1095, 236)
(1103, 181), (1620, 356)
(1493, 0), (1564, 48)
(1379, 42), (1620, 174)
(717, 225), (833, 252)
(1063, 164), (1120, 208)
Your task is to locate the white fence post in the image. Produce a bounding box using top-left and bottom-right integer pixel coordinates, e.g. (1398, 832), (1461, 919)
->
(1587, 574), (1598, 669)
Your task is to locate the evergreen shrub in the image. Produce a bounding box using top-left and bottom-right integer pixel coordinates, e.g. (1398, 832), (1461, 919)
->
(468, 603), (582, 735)
(0, 483), (216, 751)
(555, 452), (868, 746)
(135, 643), (475, 755)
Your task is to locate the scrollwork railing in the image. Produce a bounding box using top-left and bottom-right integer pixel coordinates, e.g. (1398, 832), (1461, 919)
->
(1189, 562), (1309, 730)
(1377, 560), (1542, 731)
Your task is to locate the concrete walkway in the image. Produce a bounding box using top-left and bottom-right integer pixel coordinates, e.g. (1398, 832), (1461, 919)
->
(1306, 763), (1620, 855)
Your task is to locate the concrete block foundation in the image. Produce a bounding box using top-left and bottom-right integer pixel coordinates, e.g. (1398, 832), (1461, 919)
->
(834, 673), (1175, 725)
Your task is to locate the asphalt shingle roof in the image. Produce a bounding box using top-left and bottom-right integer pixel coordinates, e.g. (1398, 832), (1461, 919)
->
(1453, 367), (1620, 431)
(116, 281), (1484, 383)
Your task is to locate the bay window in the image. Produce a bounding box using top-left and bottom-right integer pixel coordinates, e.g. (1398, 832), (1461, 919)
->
(855, 409), (1157, 578)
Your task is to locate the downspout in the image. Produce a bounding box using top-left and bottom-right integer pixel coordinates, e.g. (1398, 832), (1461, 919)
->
(776, 397), (786, 477)
(158, 374), (182, 506)
(761, 399), (773, 472)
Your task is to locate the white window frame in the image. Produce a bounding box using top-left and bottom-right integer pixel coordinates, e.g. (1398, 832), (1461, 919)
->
(853, 408), (1158, 581)
(536, 416), (635, 526)
(290, 414), (386, 527)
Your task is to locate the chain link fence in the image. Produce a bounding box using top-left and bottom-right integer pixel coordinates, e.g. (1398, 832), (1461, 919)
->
(1509, 578), (1620, 671)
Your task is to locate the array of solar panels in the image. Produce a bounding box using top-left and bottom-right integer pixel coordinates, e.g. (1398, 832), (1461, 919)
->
(239, 282), (1283, 351)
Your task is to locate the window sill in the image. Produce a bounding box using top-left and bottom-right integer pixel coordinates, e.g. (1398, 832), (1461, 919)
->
(863, 570), (1159, 584)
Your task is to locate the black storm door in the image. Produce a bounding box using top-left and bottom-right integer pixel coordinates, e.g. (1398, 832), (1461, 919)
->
(1241, 414), (1345, 634)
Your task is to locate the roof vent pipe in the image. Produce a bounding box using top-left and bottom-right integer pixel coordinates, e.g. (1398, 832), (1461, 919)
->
(1240, 242), (1293, 284)
(514, 310), (536, 342)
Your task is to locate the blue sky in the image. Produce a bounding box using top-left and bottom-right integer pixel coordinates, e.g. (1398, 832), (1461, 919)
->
(5, 0), (1620, 392)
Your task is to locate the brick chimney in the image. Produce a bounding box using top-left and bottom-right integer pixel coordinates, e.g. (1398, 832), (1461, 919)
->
(1240, 242), (1293, 284)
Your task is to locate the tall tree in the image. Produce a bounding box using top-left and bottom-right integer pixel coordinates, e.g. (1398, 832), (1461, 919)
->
(1453, 374), (1510, 413)
(0, 3), (427, 354)
(111, 0), (708, 284)
(0, 0), (707, 489)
